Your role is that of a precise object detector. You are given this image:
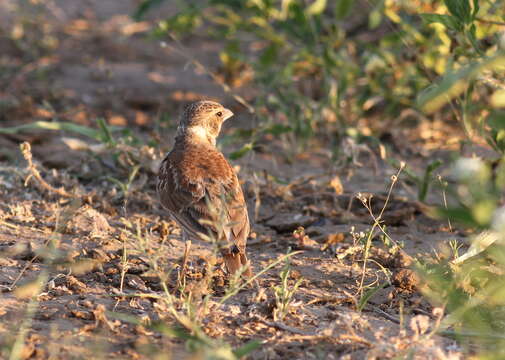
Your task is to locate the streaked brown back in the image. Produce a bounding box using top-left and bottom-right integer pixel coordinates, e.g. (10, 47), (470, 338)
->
(157, 139), (249, 252)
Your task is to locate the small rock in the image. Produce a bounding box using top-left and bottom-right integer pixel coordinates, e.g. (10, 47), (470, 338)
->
(392, 268), (420, 293)
(66, 206), (111, 237)
(266, 213), (315, 232)
(126, 274), (149, 291)
(70, 309), (94, 320)
(32, 137), (86, 169)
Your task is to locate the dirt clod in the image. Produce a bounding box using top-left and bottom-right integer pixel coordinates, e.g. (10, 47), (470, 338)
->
(392, 268), (420, 293)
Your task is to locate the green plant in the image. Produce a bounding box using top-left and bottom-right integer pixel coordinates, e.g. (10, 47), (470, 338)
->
(448, 238), (463, 260)
(113, 222), (302, 358)
(105, 164), (141, 204)
(418, 0), (505, 141)
(0, 120), (121, 143)
(416, 155), (505, 356)
(408, 7), (505, 354)
(356, 163), (405, 301)
(272, 255), (303, 321)
(134, 0), (503, 160)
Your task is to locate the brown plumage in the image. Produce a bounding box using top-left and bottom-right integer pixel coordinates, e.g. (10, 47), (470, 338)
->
(157, 100), (252, 277)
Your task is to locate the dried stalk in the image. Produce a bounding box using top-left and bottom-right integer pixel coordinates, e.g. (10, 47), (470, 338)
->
(20, 142), (79, 199)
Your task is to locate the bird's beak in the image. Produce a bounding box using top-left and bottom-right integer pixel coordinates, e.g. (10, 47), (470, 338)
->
(222, 108), (234, 121)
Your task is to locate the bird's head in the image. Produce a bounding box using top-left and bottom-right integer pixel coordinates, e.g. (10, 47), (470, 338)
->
(178, 100), (234, 145)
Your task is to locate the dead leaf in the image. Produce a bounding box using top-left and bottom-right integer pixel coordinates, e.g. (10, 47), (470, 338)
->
(330, 175), (344, 195)
(321, 233), (345, 250)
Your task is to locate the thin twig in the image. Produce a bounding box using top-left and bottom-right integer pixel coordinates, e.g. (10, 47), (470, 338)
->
(8, 255), (41, 291)
(257, 318), (315, 336)
(357, 163), (408, 297)
(20, 142), (79, 198)
(338, 333), (372, 346)
(109, 292), (162, 299)
(119, 237), (129, 294)
(371, 307), (400, 324)
(0, 220), (19, 230)
(178, 240), (192, 289)
(438, 175), (453, 232)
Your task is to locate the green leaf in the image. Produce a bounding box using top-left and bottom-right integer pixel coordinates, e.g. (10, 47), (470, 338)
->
(467, 24), (482, 54)
(108, 312), (198, 341)
(107, 311), (142, 325)
(96, 117), (116, 145)
(486, 111), (505, 154)
(156, 9), (202, 36)
(417, 53), (505, 113)
(133, 0), (165, 21)
(259, 44), (279, 67)
(305, 0), (327, 16)
(335, 0), (354, 20)
(486, 110), (505, 131)
(369, 9), (382, 29)
(436, 207), (480, 227)
(418, 160), (443, 202)
(491, 90), (505, 108)
(471, 0), (480, 19)
(281, 0), (295, 19)
(420, 13), (460, 31)
(233, 128), (255, 139)
(471, 199), (495, 226)
(233, 340), (262, 358)
(230, 143), (253, 160)
(0, 121), (114, 141)
(444, 0), (471, 24)
(263, 124), (292, 136)
(358, 283), (387, 312)
(156, 323), (196, 341)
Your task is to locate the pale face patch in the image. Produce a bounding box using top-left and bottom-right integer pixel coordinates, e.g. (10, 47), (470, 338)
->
(185, 125), (215, 145)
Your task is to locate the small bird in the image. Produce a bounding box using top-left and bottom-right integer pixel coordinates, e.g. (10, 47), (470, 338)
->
(157, 100), (252, 278)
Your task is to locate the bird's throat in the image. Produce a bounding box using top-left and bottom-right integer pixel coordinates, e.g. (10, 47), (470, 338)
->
(177, 125), (216, 146)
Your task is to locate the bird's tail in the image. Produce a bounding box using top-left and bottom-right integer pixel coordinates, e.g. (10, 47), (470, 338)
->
(240, 253), (253, 278)
(223, 252), (252, 278)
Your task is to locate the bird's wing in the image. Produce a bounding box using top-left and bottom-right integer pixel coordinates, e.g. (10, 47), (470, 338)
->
(226, 181), (250, 253)
(157, 146), (249, 252)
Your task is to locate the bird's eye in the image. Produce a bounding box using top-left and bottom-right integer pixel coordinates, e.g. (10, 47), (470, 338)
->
(216, 111), (223, 117)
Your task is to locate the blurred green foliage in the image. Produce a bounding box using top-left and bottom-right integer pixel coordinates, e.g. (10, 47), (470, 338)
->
(414, 4), (505, 355)
(420, 155), (505, 356)
(137, 0), (503, 155)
